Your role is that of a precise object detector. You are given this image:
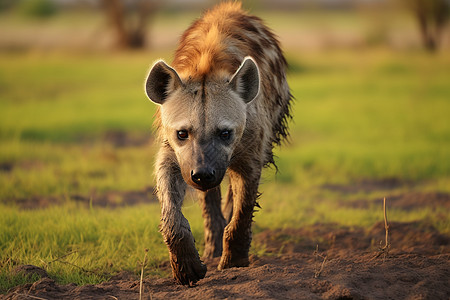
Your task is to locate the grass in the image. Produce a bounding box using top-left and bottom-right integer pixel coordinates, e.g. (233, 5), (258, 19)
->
(0, 203), (168, 285)
(0, 53), (160, 201)
(1, 40), (450, 293)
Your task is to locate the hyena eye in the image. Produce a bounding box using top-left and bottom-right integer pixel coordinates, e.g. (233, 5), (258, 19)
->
(177, 130), (189, 140)
(220, 130), (232, 141)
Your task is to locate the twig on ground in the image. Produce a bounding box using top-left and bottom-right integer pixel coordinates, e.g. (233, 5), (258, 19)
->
(40, 251), (78, 270)
(14, 291), (48, 300)
(52, 259), (92, 274)
(313, 245), (327, 278)
(373, 197), (390, 260)
(382, 197), (390, 251)
(139, 248), (150, 300)
(46, 250), (111, 277)
(27, 276), (44, 296)
(47, 251), (78, 264)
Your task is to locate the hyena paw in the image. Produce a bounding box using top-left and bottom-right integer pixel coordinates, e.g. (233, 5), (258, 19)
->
(217, 252), (249, 270)
(170, 253), (207, 285)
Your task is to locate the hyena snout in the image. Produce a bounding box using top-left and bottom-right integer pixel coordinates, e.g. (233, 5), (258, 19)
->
(191, 167), (216, 187)
(189, 165), (225, 191)
(186, 158), (227, 191)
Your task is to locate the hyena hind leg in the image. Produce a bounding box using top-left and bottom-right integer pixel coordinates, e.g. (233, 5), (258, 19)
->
(198, 186), (226, 259)
(222, 185), (233, 224)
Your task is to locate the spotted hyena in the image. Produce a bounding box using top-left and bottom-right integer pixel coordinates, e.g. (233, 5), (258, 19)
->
(144, 2), (292, 285)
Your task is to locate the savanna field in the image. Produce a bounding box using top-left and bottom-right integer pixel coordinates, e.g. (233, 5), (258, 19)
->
(0, 4), (449, 299)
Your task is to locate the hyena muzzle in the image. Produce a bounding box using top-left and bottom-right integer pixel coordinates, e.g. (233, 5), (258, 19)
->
(144, 2), (292, 285)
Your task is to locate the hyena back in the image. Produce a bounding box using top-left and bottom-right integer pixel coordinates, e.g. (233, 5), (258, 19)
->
(145, 2), (292, 285)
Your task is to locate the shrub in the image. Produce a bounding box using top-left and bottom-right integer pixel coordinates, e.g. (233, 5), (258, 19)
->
(17, 0), (57, 19)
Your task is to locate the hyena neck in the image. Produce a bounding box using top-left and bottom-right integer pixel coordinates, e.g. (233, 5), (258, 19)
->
(172, 3), (250, 81)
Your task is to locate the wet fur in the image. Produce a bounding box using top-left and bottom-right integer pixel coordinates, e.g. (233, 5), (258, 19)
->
(146, 2), (292, 285)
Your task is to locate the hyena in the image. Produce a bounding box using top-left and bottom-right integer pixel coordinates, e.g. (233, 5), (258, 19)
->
(144, 2), (292, 285)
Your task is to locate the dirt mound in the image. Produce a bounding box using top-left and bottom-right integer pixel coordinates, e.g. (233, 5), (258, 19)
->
(255, 221), (449, 255)
(101, 130), (151, 148)
(344, 192), (450, 211)
(11, 186), (157, 210)
(12, 265), (49, 279)
(4, 253), (449, 300)
(321, 178), (409, 194)
(3, 222), (449, 300)
(388, 192), (450, 210)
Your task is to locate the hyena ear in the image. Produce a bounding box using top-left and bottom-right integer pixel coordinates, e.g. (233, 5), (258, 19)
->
(229, 56), (260, 104)
(145, 60), (182, 105)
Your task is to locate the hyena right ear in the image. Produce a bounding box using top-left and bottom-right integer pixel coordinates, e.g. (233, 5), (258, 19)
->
(229, 56), (260, 104)
(145, 60), (183, 105)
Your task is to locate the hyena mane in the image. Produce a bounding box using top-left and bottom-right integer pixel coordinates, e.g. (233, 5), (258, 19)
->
(155, 1), (292, 167)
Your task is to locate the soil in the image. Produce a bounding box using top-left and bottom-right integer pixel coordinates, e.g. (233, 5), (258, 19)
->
(3, 220), (449, 300)
(10, 187), (158, 210)
(2, 182), (449, 299)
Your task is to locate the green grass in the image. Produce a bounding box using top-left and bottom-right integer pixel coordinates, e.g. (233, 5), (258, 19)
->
(284, 51), (450, 183)
(1, 48), (450, 293)
(0, 53), (160, 201)
(0, 203), (168, 285)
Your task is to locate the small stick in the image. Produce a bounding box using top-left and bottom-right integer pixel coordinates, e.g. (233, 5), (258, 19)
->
(372, 197), (390, 260)
(313, 245), (327, 278)
(314, 256), (327, 279)
(47, 251), (78, 264)
(139, 249), (149, 300)
(52, 259), (98, 275)
(14, 292), (48, 300)
(47, 251), (111, 278)
(383, 197), (390, 251)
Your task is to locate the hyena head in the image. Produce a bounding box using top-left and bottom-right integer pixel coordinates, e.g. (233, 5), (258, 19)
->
(145, 57), (260, 191)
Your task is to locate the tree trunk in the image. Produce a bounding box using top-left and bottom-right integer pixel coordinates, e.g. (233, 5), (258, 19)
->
(416, 7), (437, 51)
(102, 0), (156, 49)
(409, 0), (449, 52)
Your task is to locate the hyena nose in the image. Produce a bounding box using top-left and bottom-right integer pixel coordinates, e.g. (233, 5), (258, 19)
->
(191, 168), (216, 185)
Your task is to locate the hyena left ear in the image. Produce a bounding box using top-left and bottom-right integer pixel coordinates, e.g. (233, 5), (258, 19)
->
(145, 60), (183, 105)
(229, 56), (260, 104)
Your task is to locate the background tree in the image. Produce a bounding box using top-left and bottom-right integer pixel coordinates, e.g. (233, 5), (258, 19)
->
(101, 0), (158, 49)
(406, 0), (450, 51)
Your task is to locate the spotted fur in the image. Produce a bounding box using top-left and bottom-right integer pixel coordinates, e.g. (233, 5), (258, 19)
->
(145, 2), (293, 285)
(159, 2), (292, 166)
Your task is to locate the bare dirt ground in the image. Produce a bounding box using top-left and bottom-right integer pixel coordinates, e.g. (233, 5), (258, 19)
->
(2, 171), (449, 299)
(3, 215), (449, 300)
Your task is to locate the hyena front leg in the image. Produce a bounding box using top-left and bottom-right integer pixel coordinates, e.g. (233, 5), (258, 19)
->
(197, 186), (226, 259)
(156, 148), (206, 285)
(218, 167), (261, 270)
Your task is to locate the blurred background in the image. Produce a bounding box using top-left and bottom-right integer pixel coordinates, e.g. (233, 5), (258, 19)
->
(1, 0), (449, 288)
(0, 0), (449, 52)
(1, 0), (450, 229)
(1, 0), (450, 233)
